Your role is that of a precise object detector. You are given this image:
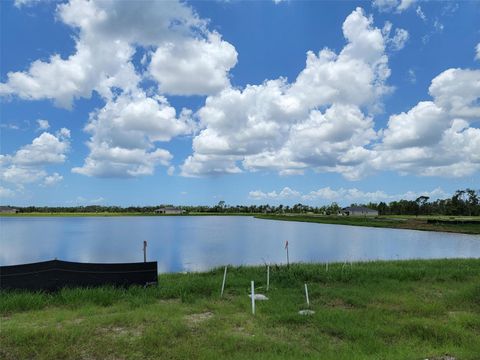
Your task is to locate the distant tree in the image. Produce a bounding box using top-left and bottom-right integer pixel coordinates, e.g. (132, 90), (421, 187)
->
(326, 202), (341, 215)
(415, 196), (430, 216)
(465, 188), (479, 216)
(377, 202), (388, 215)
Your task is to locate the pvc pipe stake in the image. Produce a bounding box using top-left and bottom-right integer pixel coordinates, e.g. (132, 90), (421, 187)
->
(305, 283), (310, 307)
(285, 241), (290, 268)
(221, 266), (227, 297)
(251, 281), (255, 315)
(266, 265), (270, 292)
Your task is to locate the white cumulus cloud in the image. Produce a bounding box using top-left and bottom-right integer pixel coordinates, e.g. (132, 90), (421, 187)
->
(72, 90), (192, 177)
(2, 0), (241, 179)
(36, 119), (50, 131)
(249, 187), (301, 200)
(42, 172), (63, 186)
(372, 0), (416, 13)
(182, 8), (390, 179)
(429, 68), (480, 119)
(416, 6), (427, 21)
(390, 28), (409, 51)
(1, 0), (237, 106)
(4, 1), (478, 183)
(149, 32), (237, 96)
(13, 0), (45, 7)
(0, 130), (70, 185)
(248, 186), (449, 205)
(375, 68), (480, 177)
(382, 22), (409, 51)
(2, 0), (239, 178)
(10, 130), (70, 166)
(67, 196), (105, 205)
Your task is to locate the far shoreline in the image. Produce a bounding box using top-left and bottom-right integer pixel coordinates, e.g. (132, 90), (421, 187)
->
(2, 212), (479, 235)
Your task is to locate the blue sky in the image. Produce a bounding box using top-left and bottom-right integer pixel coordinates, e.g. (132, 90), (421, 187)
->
(1, 0), (479, 207)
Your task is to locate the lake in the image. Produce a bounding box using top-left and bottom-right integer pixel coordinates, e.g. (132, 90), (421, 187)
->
(1, 216), (479, 272)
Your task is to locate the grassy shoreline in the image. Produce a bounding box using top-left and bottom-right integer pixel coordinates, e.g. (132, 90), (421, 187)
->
(255, 214), (480, 235)
(1, 259), (479, 359)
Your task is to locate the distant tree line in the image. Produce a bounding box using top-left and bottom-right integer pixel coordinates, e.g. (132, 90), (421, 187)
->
(16, 205), (161, 214)
(372, 189), (480, 216)
(9, 188), (480, 216)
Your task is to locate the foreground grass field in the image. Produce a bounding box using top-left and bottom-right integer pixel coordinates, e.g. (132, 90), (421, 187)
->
(255, 214), (480, 235)
(1, 259), (480, 359)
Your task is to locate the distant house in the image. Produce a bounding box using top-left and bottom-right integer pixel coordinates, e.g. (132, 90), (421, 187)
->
(155, 207), (185, 215)
(342, 206), (378, 217)
(0, 206), (18, 214)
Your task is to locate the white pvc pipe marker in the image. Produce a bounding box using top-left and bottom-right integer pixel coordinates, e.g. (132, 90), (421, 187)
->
(266, 265), (270, 292)
(220, 266), (227, 297)
(251, 281), (255, 315)
(304, 283), (310, 307)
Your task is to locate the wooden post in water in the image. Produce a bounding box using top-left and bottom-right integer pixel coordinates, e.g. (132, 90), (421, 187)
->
(251, 281), (255, 315)
(143, 241), (147, 263)
(221, 266), (228, 297)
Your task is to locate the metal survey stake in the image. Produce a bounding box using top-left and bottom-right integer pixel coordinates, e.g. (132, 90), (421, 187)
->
(143, 241), (147, 263)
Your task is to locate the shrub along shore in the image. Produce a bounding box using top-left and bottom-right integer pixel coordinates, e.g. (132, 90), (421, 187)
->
(1, 259), (479, 359)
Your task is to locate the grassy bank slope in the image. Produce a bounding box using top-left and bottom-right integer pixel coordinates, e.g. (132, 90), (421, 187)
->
(1, 259), (480, 359)
(255, 214), (480, 235)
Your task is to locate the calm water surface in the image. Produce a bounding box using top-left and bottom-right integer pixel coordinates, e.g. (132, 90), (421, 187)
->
(1, 216), (479, 272)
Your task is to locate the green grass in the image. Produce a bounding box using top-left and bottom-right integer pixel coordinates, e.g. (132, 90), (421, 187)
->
(255, 214), (480, 235)
(383, 215), (480, 220)
(1, 259), (480, 359)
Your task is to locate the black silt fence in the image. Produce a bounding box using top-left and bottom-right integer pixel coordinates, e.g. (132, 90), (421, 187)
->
(0, 260), (158, 291)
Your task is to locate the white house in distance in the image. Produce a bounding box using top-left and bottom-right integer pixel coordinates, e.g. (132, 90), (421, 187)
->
(154, 207), (185, 215)
(342, 206), (378, 217)
(0, 206), (18, 214)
